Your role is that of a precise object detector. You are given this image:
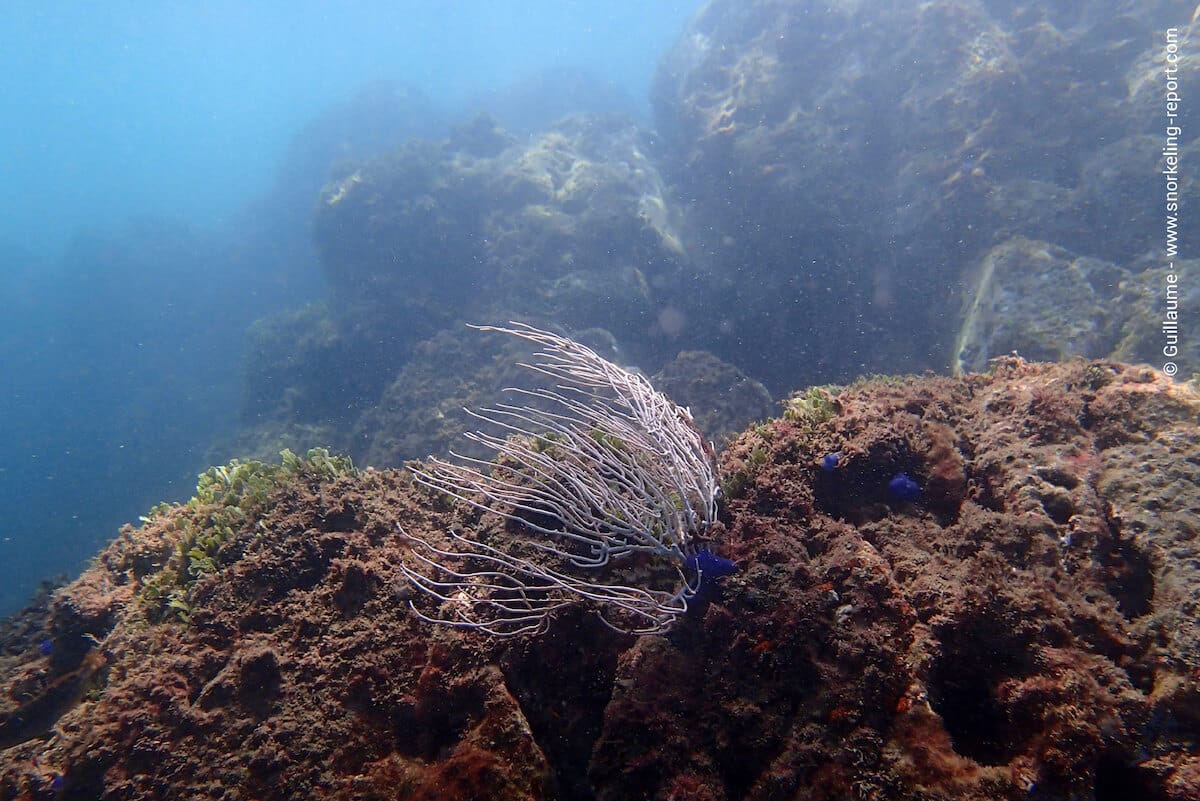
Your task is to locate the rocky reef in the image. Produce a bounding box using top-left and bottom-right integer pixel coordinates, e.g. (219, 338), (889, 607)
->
(10, 1), (1200, 796)
(953, 243), (1199, 376)
(648, 0), (1197, 389)
(311, 112), (689, 366)
(3, 360), (1198, 801)
(235, 111), (713, 464)
(229, 0), (1199, 469)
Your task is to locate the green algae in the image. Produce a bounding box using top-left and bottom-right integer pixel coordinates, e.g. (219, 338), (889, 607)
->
(138, 448), (355, 622)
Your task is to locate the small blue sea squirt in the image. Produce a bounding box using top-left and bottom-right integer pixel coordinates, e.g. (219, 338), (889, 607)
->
(888, 472), (921, 501)
(686, 548), (738, 587)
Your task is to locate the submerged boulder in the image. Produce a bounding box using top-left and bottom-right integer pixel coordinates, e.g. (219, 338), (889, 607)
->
(2, 361), (1198, 800)
(952, 238), (1125, 374)
(954, 240), (1200, 377)
(651, 0), (1195, 389)
(312, 113), (691, 370)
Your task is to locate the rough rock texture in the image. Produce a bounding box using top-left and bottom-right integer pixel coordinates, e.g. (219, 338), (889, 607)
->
(2, 360), (1198, 800)
(954, 243), (1199, 377)
(651, 0), (1198, 389)
(232, 2), (1200, 466)
(239, 112), (721, 466)
(353, 325), (555, 468)
(238, 310), (770, 471)
(652, 350), (775, 449)
(355, 328), (771, 468)
(952, 238), (1126, 374)
(311, 113), (689, 369)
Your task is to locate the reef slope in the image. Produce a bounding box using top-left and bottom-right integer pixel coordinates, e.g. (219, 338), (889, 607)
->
(1, 360), (1198, 800)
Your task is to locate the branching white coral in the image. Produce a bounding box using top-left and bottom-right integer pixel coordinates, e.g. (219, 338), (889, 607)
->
(399, 322), (720, 635)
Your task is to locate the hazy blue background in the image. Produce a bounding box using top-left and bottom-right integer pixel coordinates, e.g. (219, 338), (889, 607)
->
(0, 1), (700, 615)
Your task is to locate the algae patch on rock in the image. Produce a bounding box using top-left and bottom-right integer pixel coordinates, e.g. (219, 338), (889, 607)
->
(2, 362), (1199, 801)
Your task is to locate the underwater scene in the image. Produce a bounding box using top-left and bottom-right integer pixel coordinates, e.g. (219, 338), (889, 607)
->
(1, 1), (1199, 799)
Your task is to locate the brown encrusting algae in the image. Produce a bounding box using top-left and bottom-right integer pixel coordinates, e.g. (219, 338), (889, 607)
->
(2, 360), (1199, 800)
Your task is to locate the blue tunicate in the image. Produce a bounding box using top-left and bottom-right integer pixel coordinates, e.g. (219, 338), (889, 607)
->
(888, 473), (921, 501)
(39, 638), (54, 657)
(821, 452), (841, 472)
(686, 548), (738, 583)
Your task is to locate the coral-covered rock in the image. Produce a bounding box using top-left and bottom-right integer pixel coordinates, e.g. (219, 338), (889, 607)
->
(2, 361), (1198, 800)
(702, 359), (1198, 799)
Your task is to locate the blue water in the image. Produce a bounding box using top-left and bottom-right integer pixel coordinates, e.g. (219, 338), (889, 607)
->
(0, 1), (700, 616)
